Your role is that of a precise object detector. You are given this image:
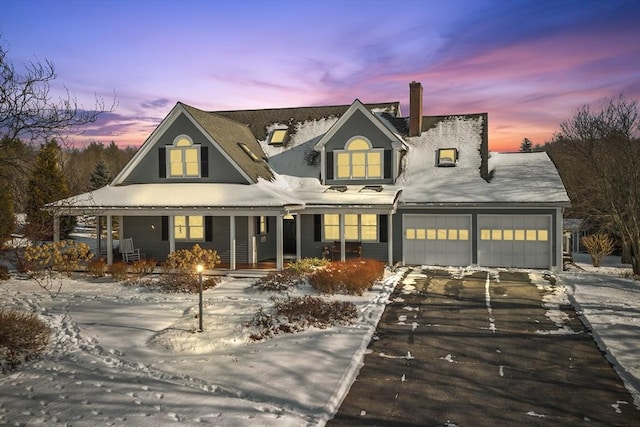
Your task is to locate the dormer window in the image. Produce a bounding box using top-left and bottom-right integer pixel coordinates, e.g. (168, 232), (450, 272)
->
(168, 135), (200, 177)
(269, 128), (289, 145)
(335, 137), (383, 179)
(437, 148), (458, 167)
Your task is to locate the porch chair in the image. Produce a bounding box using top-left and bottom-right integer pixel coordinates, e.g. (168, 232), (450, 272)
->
(121, 237), (141, 262)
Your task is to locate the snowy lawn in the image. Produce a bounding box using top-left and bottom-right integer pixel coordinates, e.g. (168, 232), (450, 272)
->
(557, 252), (640, 408)
(1, 252), (638, 425)
(0, 270), (402, 426)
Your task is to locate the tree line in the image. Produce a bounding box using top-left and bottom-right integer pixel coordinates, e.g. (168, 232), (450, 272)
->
(519, 96), (639, 274)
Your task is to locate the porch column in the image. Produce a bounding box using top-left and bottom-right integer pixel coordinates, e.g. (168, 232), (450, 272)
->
(230, 216), (236, 270)
(339, 213), (346, 262)
(295, 214), (302, 261)
(96, 215), (102, 257)
(169, 216), (175, 254)
(106, 215), (113, 265)
(555, 208), (563, 273)
(387, 213), (393, 265)
(53, 215), (60, 243)
(276, 214), (284, 270)
(247, 215), (256, 264)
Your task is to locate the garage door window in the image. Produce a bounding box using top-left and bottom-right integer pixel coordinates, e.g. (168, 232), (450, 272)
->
(406, 227), (469, 240)
(481, 228), (549, 241)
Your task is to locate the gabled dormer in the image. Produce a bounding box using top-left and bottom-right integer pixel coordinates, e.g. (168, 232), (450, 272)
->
(313, 99), (405, 186)
(112, 103), (273, 186)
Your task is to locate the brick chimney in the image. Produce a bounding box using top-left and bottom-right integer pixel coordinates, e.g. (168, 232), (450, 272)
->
(409, 81), (423, 137)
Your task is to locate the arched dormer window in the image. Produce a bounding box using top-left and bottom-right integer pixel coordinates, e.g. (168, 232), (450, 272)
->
(168, 135), (200, 177)
(334, 137), (382, 179)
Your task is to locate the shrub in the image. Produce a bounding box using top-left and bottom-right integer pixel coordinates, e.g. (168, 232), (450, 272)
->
(86, 257), (107, 277)
(0, 265), (9, 280)
(0, 309), (50, 373)
(253, 269), (306, 292)
(581, 233), (615, 267)
(159, 244), (221, 293)
(23, 240), (93, 276)
(249, 296), (357, 340)
(286, 257), (329, 274)
(108, 261), (129, 281)
(131, 258), (156, 275)
(309, 258), (384, 295)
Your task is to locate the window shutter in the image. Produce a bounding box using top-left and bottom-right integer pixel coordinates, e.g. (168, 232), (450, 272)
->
(314, 214), (321, 241)
(326, 152), (334, 180)
(205, 216), (213, 241)
(159, 147), (166, 178)
(379, 214), (388, 242)
(384, 150), (392, 179)
(161, 216), (168, 241)
(201, 146), (209, 178)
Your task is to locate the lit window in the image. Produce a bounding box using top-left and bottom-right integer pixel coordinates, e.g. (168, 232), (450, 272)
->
(416, 229), (426, 240)
(258, 216), (267, 234)
(323, 214), (378, 241)
(168, 135), (200, 177)
(538, 230), (548, 241)
(324, 214), (340, 240)
(437, 148), (458, 167)
(334, 137), (383, 179)
(406, 229), (416, 240)
(238, 143), (261, 162)
(269, 129), (288, 145)
(175, 215), (204, 241)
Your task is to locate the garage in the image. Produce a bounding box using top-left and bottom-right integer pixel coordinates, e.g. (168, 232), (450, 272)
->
(477, 215), (552, 269)
(403, 214), (472, 266)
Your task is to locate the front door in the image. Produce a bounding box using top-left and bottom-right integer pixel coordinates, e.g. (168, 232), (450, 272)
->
(283, 218), (296, 255)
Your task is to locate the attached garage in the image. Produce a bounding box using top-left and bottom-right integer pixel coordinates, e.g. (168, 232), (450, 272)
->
(403, 214), (472, 266)
(477, 215), (552, 269)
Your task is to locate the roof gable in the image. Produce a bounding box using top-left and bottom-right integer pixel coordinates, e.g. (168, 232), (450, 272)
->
(313, 99), (405, 151)
(112, 103), (273, 186)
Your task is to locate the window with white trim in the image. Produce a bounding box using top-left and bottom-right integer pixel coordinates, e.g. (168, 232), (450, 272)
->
(323, 214), (378, 241)
(168, 135), (200, 177)
(175, 215), (204, 241)
(335, 137), (383, 179)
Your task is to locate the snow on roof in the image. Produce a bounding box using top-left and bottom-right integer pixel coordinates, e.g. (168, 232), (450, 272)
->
(47, 182), (302, 212)
(395, 117), (569, 205)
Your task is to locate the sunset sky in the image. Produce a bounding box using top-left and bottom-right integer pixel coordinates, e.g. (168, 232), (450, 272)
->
(1, 0), (638, 152)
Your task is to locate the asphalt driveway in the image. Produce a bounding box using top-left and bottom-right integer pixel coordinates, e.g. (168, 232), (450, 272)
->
(328, 268), (639, 426)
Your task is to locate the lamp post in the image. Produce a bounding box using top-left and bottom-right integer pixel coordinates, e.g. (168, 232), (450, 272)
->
(196, 264), (204, 332)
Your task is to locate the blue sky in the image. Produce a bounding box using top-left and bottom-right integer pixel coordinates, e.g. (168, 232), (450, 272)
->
(1, 0), (638, 151)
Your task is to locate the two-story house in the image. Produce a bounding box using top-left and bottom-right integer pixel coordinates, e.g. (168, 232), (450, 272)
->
(48, 82), (570, 271)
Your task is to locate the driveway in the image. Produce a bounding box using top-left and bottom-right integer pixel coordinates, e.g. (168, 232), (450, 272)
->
(328, 268), (639, 426)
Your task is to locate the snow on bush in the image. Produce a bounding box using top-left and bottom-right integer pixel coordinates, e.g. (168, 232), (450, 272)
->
(0, 309), (50, 373)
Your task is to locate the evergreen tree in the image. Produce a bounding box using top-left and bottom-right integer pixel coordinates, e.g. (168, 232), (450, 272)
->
(25, 140), (74, 240)
(89, 159), (112, 190)
(0, 187), (15, 245)
(520, 138), (533, 152)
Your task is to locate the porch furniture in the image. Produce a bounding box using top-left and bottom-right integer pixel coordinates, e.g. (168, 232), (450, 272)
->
(121, 237), (141, 262)
(330, 241), (362, 261)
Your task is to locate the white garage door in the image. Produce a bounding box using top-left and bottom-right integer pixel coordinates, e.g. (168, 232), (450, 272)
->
(477, 215), (552, 269)
(403, 215), (472, 266)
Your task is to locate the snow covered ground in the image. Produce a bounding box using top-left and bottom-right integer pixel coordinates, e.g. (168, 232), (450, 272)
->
(0, 253), (638, 425)
(557, 253), (640, 408)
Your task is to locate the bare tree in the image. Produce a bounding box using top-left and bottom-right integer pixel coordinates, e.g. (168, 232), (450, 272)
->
(0, 39), (113, 171)
(554, 95), (640, 274)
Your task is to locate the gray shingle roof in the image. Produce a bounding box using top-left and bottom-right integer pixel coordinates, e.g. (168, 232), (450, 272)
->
(180, 103), (274, 182)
